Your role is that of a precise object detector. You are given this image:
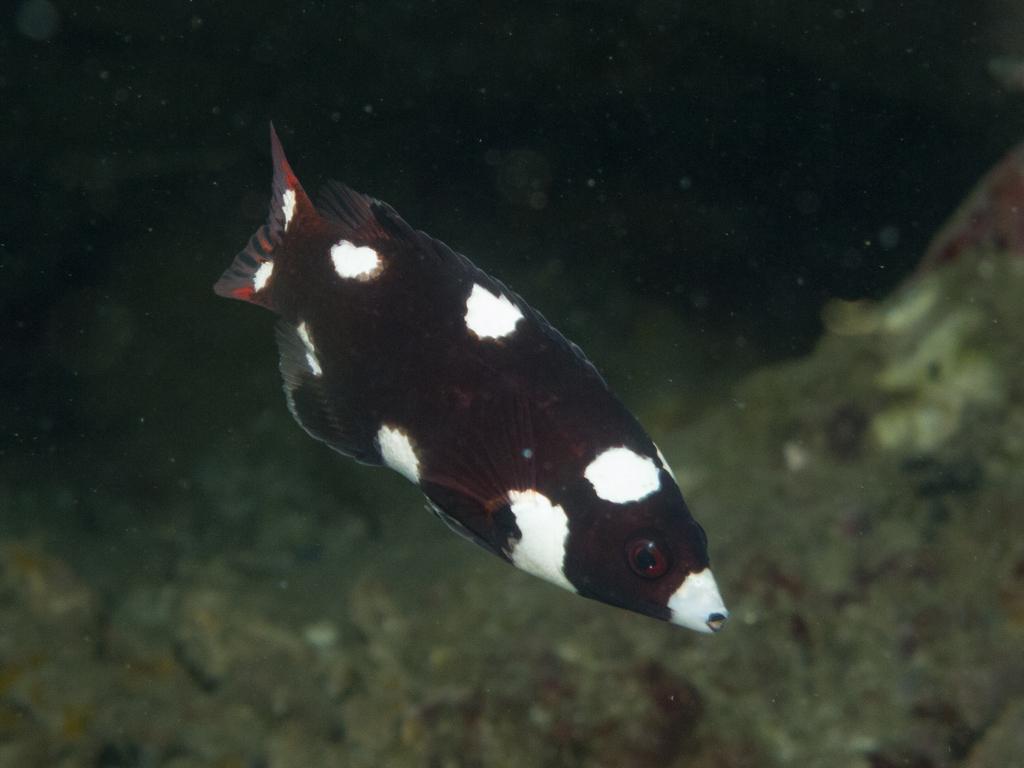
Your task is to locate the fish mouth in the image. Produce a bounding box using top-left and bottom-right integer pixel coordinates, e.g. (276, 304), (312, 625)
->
(705, 612), (728, 633)
(667, 568), (729, 634)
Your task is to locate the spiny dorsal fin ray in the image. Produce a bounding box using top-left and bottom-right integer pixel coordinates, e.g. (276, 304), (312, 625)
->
(315, 180), (382, 235)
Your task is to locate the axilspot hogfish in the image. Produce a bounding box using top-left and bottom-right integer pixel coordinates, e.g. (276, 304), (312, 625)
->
(214, 125), (728, 633)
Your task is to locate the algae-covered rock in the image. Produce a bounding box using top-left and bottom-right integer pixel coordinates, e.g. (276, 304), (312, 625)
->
(966, 697), (1024, 768)
(7, 241), (1023, 767)
(654, 238), (1024, 765)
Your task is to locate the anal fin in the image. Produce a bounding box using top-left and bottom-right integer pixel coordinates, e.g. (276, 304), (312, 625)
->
(275, 320), (379, 466)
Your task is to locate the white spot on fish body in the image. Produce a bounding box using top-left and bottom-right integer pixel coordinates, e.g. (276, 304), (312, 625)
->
(282, 188), (296, 232)
(296, 321), (322, 376)
(331, 240), (382, 279)
(253, 260), (273, 292)
(667, 568), (728, 633)
(377, 424), (420, 484)
(464, 283), (524, 339)
(584, 446), (661, 504)
(505, 489), (575, 592)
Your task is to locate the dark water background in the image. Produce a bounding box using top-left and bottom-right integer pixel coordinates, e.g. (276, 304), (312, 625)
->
(4, 0), (1022, 471)
(2, 3), (1024, 764)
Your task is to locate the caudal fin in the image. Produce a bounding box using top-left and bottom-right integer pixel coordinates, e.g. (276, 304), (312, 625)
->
(214, 123), (317, 304)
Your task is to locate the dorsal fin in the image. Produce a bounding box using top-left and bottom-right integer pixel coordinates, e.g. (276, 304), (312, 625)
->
(213, 123), (319, 304)
(316, 177), (609, 389)
(315, 180), (384, 237)
(317, 180), (485, 276)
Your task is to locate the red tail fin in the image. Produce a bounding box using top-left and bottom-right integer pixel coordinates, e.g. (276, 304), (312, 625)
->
(214, 123), (318, 304)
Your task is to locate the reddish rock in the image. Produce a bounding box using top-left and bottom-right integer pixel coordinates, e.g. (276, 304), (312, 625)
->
(919, 141), (1024, 272)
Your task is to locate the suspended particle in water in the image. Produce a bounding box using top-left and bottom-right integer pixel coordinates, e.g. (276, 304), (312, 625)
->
(879, 225), (900, 250)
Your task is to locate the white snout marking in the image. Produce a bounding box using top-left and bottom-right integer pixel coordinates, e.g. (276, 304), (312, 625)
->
(668, 568), (729, 633)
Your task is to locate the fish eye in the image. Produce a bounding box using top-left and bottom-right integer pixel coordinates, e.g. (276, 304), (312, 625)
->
(625, 537), (669, 579)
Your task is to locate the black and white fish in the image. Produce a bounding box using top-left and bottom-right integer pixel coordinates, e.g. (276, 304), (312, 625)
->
(215, 125), (728, 633)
